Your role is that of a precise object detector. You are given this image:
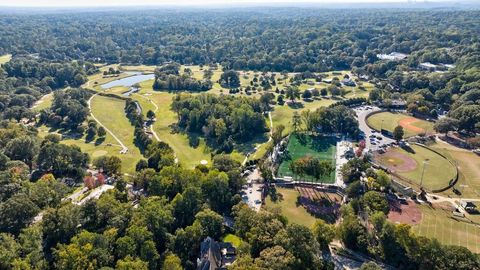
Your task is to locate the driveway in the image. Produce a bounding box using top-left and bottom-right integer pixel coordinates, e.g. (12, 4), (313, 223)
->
(354, 106), (395, 152)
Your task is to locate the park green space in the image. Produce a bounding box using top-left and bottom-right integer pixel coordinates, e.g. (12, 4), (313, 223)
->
(430, 141), (480, 199)
(412, 204), (480, 254)
(90, 95), (143, 174)
(377, 144), (457, 191)
(265, 187), (319, 227)
(79, 65), (374, 169)
(277, 133), (337, 184)
(0, 54), (12, 65)
(136, 80), (213, 168)
(367, 112), (434, 138)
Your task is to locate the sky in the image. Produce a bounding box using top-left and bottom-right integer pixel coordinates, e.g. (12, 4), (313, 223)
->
(0, 0), (450, 7)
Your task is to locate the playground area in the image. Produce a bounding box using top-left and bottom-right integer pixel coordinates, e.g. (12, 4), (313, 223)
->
(277, 133), (337, 184)
(374, 144), (457, 192)
(367, 112), (434, 138)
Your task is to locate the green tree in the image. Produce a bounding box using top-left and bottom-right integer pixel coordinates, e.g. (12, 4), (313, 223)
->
(4, 136), (39, 169)
(116, 256), (148, 270)
(162, 253), (183, 270)
(194, 209), (224, 240)
(393, 125), (404, 141)
(292, 112), (302, 132)
(146, 110), (155, 120)
(433, 117), (459, 136)
(97, 126), (107, 138)
(285, 86), (300, 103)
(312, 220), (335, 250)
(220, 70), (240, 88)
(94, 156), (122, 176)
(0, 194), (40, 235)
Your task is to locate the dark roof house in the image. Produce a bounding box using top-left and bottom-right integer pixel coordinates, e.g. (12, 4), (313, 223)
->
(197, 237), (236, 270)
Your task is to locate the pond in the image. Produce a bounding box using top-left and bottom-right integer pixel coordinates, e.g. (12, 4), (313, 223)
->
(101, 72), (155, 91)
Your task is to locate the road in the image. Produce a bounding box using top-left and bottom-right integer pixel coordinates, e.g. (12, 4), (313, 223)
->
(354, 106), (395, 151)
(87, 93), (128, 153)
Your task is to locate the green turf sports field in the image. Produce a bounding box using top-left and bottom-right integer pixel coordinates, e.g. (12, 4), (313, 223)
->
(277, 133), (337, 183)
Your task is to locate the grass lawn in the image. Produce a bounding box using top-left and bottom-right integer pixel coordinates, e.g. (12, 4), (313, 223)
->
(120, 65), (157, 72)
(90, 95), (143, 174)
(32, 93), (54, 111)
(412, 204), (480, 253)
(222, 234), (242, 248)
(270, 98), (336, 134)
(137, 80), (212, 168)
(36, 125), (131, 171)
(367, 112), (434, 138)
(431, 141), (480, 199)
(377, 144), (457, 191)
(0, 54), (12, 65)
(277, 133), (337, 183)
(265, 187), (318, 227)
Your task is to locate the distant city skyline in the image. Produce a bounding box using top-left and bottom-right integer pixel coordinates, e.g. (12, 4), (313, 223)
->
(0, 0), (458, 7)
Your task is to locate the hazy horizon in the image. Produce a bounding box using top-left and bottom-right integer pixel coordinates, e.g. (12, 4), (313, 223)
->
(0, 0), (467, 8)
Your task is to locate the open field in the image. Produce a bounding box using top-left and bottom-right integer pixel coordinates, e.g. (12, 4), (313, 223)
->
(137, 80), (213, 168)
(265, 187), (319, 227)
(367, 112), (434, 138)
(375, 144), (456, 191)
(277, 133), (337, 183)
(431, 141), (480, 199)
(90, 95), (143, 173)
(0, 54), (12, 65)
(412, 204), (480, 253)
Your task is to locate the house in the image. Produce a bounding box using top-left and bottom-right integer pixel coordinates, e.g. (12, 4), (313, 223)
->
(461, 201), (477, 213)
(376, 52), (408, 61)
(341, 78), (356, 87)
(197, 237), (236, 270)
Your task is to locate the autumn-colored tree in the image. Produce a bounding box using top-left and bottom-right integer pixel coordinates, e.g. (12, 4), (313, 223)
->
(84, 175), (95, 189)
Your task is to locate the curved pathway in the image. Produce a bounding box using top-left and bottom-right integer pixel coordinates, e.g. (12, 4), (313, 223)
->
(87, 93), (128, 153)
(135, 94), (161, 142)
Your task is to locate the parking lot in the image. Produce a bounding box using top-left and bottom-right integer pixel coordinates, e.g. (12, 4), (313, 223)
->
(354, 105), (395, 152)
(241, 168), (263, 211)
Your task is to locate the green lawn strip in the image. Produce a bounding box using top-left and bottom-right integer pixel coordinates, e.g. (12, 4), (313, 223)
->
(277, 133), (336, 184)
(90, 95), (143, 173)
(222, 234), (242, 248)
(386, 144), (456, 191)
(265, 187), (318, 227)
(366, 112), (433, 138)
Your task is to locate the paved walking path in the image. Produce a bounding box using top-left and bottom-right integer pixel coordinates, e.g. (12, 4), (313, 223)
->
(136, 94), (161, 142)
(87, 93), (128, 153)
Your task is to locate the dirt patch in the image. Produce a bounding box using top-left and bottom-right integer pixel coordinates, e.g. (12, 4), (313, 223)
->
(375, 150), (417, 172)
(388, 200), (422, 225)
(399, 117), (425, 133)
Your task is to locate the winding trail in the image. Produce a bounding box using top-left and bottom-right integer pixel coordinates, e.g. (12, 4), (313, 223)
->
(136, 94), (161, 142)
(87, 93), (128, 153)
